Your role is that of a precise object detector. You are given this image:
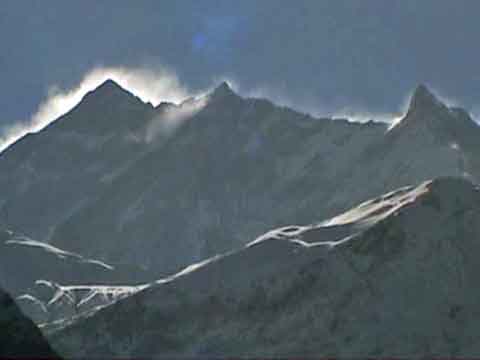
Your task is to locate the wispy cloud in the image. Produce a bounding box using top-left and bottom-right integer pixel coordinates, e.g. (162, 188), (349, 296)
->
(145, 96), (209, 143)
(0, 66), (191, 152)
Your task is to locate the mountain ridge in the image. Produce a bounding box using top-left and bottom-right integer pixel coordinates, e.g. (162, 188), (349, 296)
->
(45, 83), (480, 274)
(388, 84), (479, 136)
(0, 81), (478, 278)
(1, 80), (479, 357)
(48, 176), (480, 358)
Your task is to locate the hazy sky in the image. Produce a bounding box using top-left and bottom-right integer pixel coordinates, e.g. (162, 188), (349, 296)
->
(2, 0), (480, 129)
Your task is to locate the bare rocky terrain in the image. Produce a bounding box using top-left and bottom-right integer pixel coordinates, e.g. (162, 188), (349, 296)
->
(48, 177), (480, 358)
(1, 81), (478, 279)
(1, 80), (480, 358)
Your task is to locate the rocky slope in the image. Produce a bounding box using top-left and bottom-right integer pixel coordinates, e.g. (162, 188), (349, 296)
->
(0, 287), (59, 359)
(0, 228), (150, 326)
(0, 80), (156, 240)
(1, 80), (479, 279)
(48, 176), (480, 358)
(49, 83), (480, 276)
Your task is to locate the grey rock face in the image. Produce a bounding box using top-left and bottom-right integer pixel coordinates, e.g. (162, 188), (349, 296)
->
(48, 177), (480, 358)
(0, 287), (59, 359)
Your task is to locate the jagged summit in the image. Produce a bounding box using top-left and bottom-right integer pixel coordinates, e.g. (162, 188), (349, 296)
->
(70, 78), (154, 117)
(407, 84), (446, 115)
(96, 78), (123, 91)
(83, 79), (136, 103)
(388, 84), (455, 133)
(209, 81), (237, 100)
(46, 77), (154, 135)
(401, 84), (477, 130)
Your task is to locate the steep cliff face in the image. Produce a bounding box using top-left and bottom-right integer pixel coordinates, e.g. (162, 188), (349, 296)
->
(0, 288), (59, 359)
(49, 177), (480, 358)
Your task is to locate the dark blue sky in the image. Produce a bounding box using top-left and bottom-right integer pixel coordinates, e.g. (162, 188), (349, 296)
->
(2, 0), (480, 128)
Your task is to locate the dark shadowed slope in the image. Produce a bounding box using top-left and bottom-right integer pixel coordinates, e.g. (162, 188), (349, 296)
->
(0, 80), (156, 240)
(0, 288), (60, 359)
(49, 177), (480, 358)
(0, 228), (150, 326)
(0, 228), (149, 296)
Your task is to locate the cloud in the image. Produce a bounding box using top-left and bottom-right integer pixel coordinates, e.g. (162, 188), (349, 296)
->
(0, 123), (33, 152)
(145, 96), (209, 143)
(0, 66), (191, 152)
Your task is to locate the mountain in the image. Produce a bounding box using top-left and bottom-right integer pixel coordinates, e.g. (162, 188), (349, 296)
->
(0, 80), (479, 279)
(0, 287), (60, 359)
(2, 79), (480, 357)
(48, 82), (387, 273)
(47, 177), (480, 358)
(48, 82), (480, 275)
(290, 84), (480, 223)
(0, 80), (156, 240)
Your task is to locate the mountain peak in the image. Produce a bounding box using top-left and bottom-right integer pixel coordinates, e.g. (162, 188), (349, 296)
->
(388, 84), (450, 132)
(72, 78), (145, 114)
(407, 84), (444, 115)
(98, 78), (121, 90)
(47, 78), (151, 134)
(210, 81), (236, 99)
(386, 85), (480, 146)
(84, 79), (132, 101)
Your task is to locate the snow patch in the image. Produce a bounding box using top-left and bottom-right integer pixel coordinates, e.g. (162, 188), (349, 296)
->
(155, 255), (223, 285)
(6, 236), (114, 270)
(16, 294), (48, 313)
(320, 182), (430, 227)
